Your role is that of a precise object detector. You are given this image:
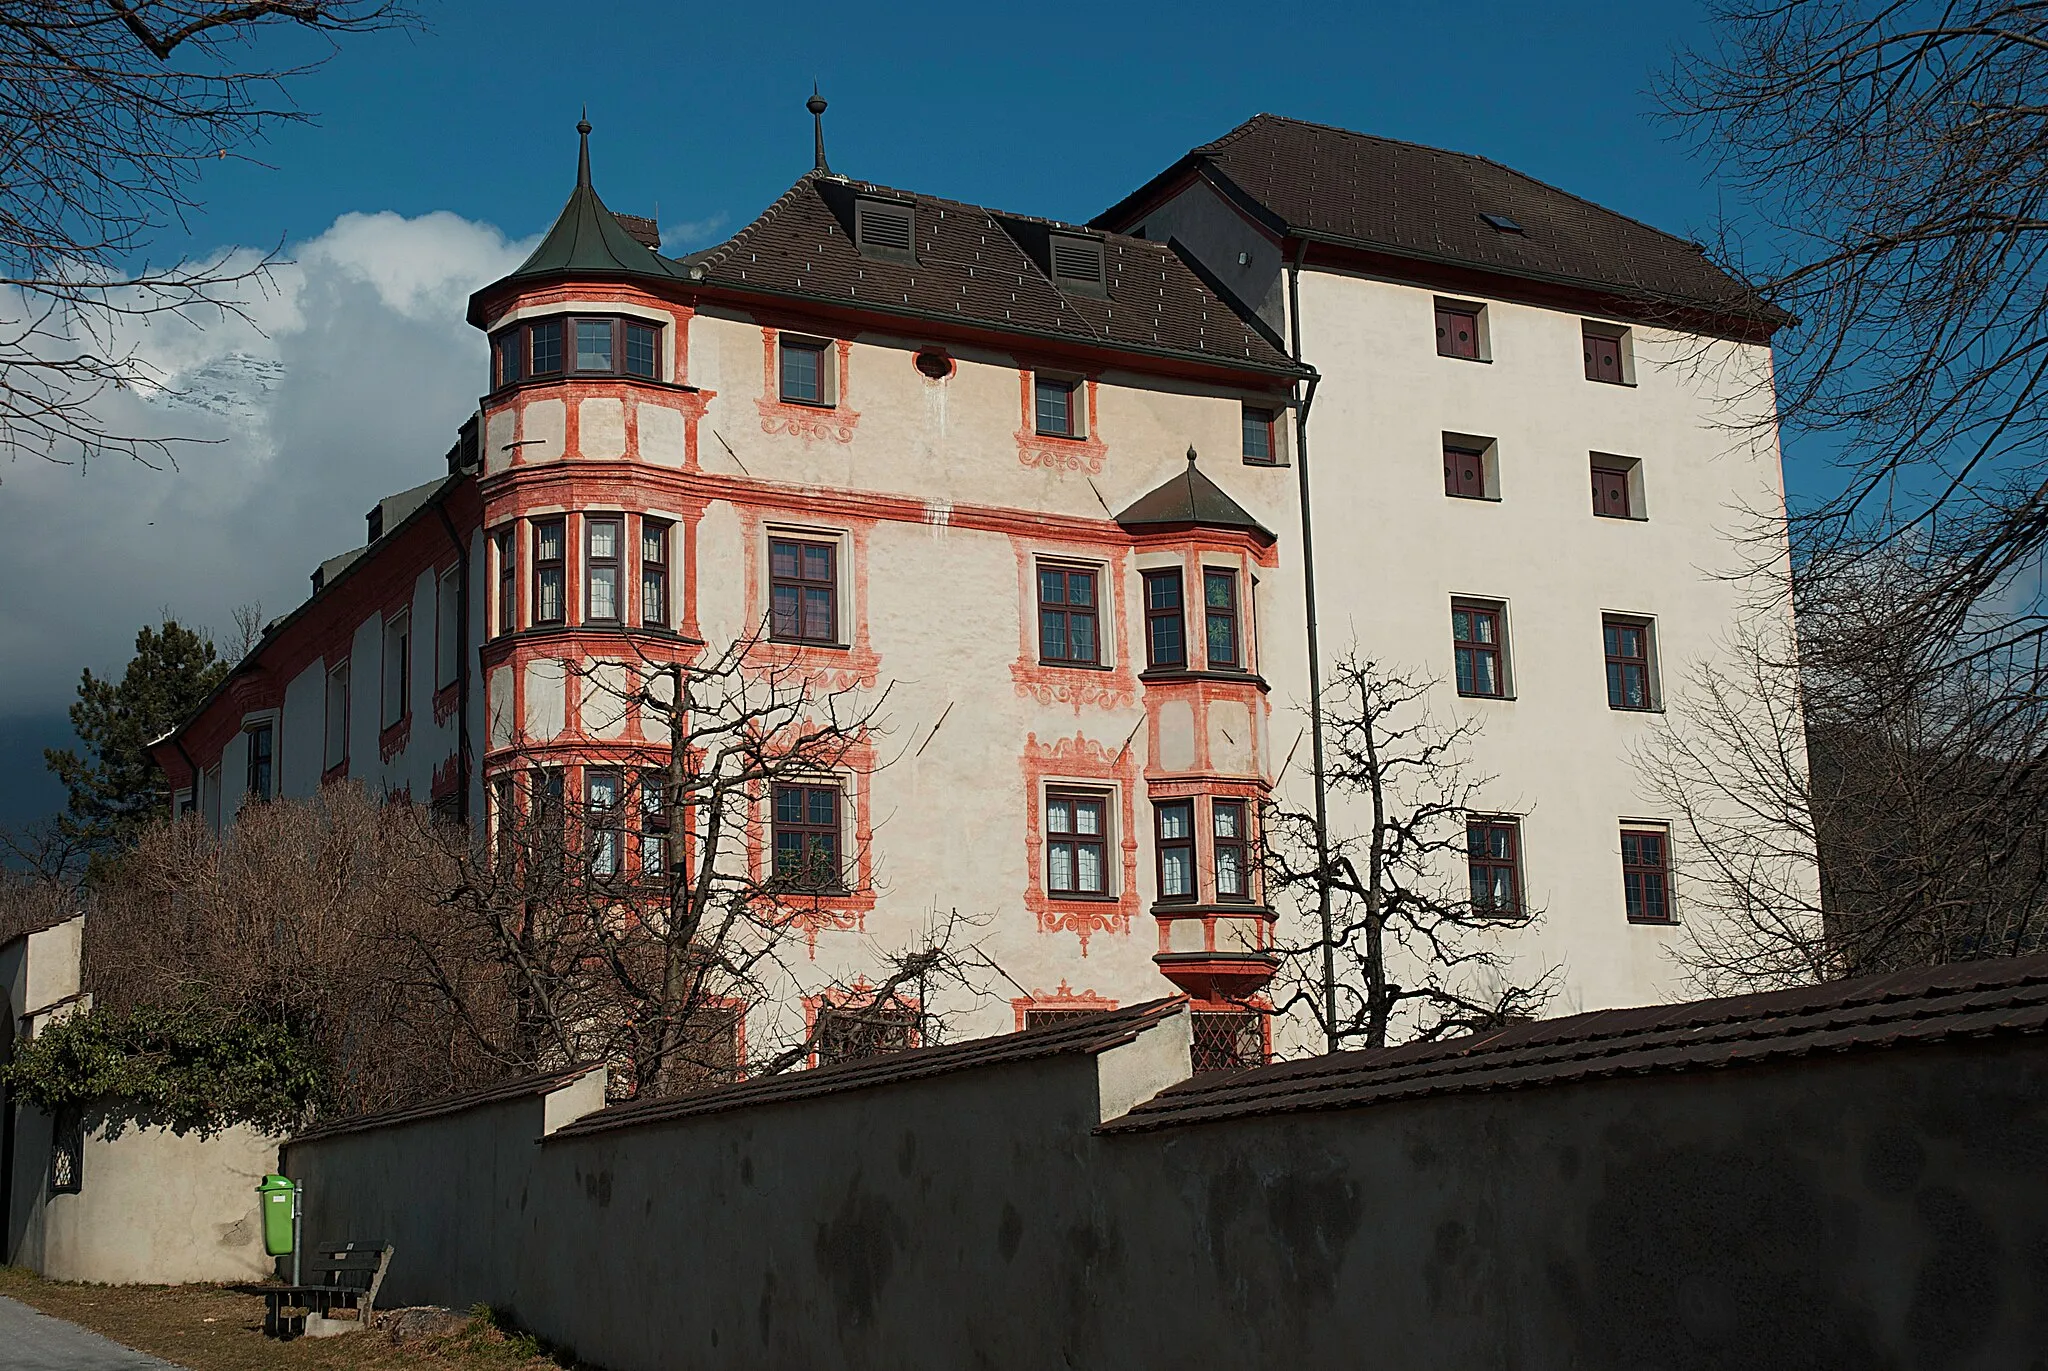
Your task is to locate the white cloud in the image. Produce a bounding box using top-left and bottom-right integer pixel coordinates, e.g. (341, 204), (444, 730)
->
(0, 211), (533, 714)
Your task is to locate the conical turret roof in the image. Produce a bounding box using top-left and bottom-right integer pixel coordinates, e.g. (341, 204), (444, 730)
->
(1116, 448), (1275, 543)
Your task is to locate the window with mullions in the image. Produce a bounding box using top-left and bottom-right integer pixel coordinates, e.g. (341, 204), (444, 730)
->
(640, 768), (668, 883)
(1213, 799), (1251, 901)
(495, 527), (516, 636)
(1467, 818), (1521, 918)
(534, 520), (566, 625)
(1037, 565), (1100, 666)
(1242, 406), (1277, 464)
(779, 338), (830, 405)
(1144, 569), (1186, 668)
(1046, 791), (1109, 897)
(642, 520), (670, 629)
(1156, 799), (1196, 902)
(492, 316), (661, 387)
(1034, 375), (1081, 437)
(774, 783), (843, 891)
(1604, 616), (1655, 710)
(1204, 569), (1240, 669)
(586, 769), (621, 878)
(1452, 600), (1506, 698)
(1191, 1009), (1265, 1073)
(769, 538), (836, 643)
(1621, 827), (1673, 924)
(586, 517), (621, 623)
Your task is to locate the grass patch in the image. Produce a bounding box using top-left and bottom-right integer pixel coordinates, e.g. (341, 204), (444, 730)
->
(0, 1267), (588, 1370)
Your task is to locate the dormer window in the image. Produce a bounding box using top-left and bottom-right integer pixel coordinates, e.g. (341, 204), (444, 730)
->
(1049, 233), (1106, 293)
(491, 315), (663, 388)
(854, 197), (916, 261)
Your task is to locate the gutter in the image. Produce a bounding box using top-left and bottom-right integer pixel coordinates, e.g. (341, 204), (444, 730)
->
(1287, 239), (1338, 1056)
(434, 503), (472, 826)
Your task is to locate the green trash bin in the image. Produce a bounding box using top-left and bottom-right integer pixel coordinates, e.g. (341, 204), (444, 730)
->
(257, 1174), (296, 1257)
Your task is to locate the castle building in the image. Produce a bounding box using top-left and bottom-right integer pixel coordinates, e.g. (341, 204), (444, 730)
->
(153, 108), (1800, 1068)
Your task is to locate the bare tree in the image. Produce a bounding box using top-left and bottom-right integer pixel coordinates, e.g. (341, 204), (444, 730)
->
(1642, 565), (2048, 993)
(416, 630), (1008, 1100)
(1666, 2), (2048, 691)
(0, 0), (413, 467)
(1265, 654), (1553, 1052)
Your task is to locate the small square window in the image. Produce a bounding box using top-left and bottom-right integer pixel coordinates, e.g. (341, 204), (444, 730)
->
(1603, 615), (1657, 711)
(1452, 600), (1508, 698)
(1242, 406), (1278, 464)
(1584, 323), (1631, 384)
(779, 338), (830, 406)
(1436, 301), (1484, 360)
(1034, 376), (1081, 438)
(1621, 826), (1674, 923)
(1444, 436), (1497, 500)
(1592, 455), (1642, 519)
(769, 537), (837, 644)
(1467, 818), (1521, 918)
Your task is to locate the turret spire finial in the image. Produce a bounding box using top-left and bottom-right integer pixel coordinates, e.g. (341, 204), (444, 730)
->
(576, 108), (592, 189)
(1186, 444), (1199, 464)
(807, 84), (830, 174)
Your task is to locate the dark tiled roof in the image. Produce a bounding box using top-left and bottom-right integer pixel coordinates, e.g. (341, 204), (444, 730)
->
(1096, 114), (1782, 325)
(1103, 954), (2048, 1134)
(289, 1065), (603, 1145)
(1116, 450), (1274, 543)
(549, 997), (1184, 1141)
(684, 174), (1299, 375)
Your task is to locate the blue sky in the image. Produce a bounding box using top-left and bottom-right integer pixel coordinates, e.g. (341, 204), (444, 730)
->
(5, 1), (1780, 832)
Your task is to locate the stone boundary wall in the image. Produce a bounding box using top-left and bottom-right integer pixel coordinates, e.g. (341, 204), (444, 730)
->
(284, 999), (2048, 1371)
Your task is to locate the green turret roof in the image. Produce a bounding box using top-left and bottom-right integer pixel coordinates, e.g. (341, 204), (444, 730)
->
(471, 120), (687, 323)
(1116, 448), (1275, 544)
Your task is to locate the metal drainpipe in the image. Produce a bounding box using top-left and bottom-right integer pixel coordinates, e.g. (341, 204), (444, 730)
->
(436, 503), (472, 826)
(1288, 239), (1339, 1055)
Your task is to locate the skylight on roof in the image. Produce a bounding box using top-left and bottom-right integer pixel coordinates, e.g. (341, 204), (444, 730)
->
(1480, 212), (1525, 235)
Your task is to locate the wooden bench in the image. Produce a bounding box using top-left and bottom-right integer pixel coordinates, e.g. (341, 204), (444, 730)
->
(262, 1240), (393, 1339)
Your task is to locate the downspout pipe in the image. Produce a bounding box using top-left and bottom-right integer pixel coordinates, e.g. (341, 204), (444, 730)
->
(435, 502), (472, 826)
(1288, 238), (1339, 1056)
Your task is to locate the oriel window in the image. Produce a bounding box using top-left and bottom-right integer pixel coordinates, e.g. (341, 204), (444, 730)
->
(575, 319), (614, 372)
(1037, 565), (1100, 666)
(529, 319), (563, 376)
(587, 769), (621, 878)
(586, 517), (621, 623)
(1204, 569), (1240, 669)
(1046, 791), (1108, 896)
(1156, 799), (1196, 902)
(624, 322), (659, 379)
(642, 520), (670, 629)
(1144, 569), (1186, 668)
(495, 527), (516, 636)
(534, 520), (566, 626)
(1213, 799), (1250, 901)
(769, 538), (836, 644)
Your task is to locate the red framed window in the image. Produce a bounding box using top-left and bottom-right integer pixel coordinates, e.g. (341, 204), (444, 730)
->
(1584, 326), (1624, 383)
(533, 519), (566, 626)
(1452, 601), (1506, 698)
(1046, 791), (1110, 897)
(1034, 376), (1080, 437)
(641, 520), (670, 628)
(1037, 565), (1100, 666)
(494, 528), (516, 636)
(586, 517), (621, 623)
(1436, 304), (1480, 359)
(1444, 442), (1488, 499)
(1242, 406), (1277, 463)
(1144, 569), (1186, 668)
(1204, 569), (1240, 669)
(773, 783), (842, 891)
(1213, 799), (1251, 901)
(1592, 462), (1633, 518)
(1156, 799), (1196, 902)
(769, 538), (836, 644)
(1467, 818), (1521, 917)
(1603, 616), (1654, 710)
(1621, 827), (1673, 923)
